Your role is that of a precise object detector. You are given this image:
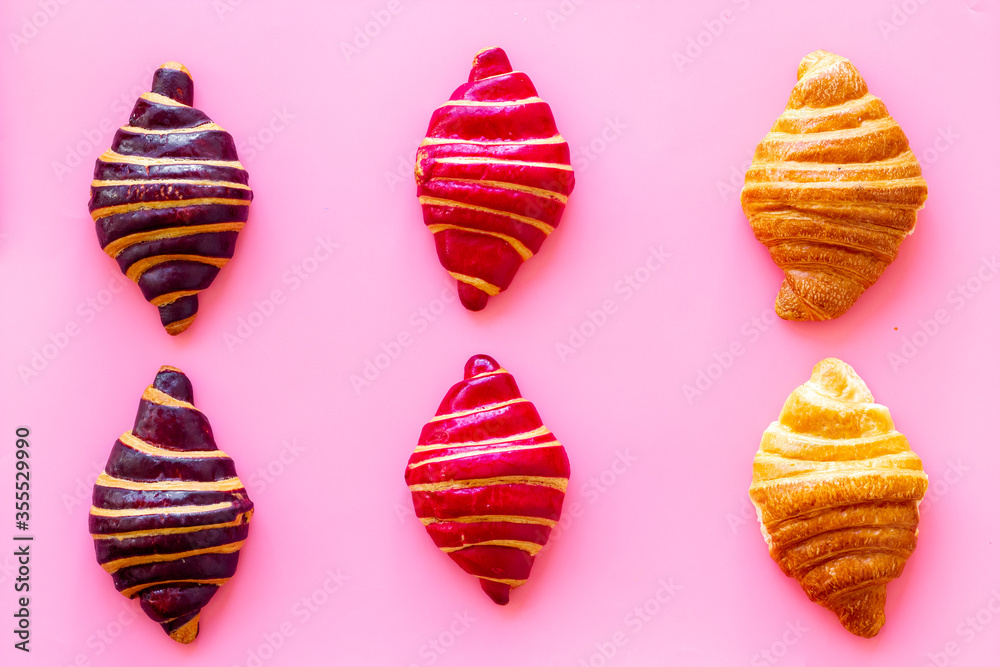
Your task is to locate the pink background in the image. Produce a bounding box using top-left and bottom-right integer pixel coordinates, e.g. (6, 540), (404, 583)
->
(2, 1), (1000, 665)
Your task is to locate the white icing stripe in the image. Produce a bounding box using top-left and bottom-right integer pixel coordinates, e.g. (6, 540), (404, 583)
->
(101, 540), (245, 574)
(97, 149), (246, 169)
(95, 472), (244, 493)
(121, 578), (229, 598)
(429, 177), (568, 203)
(427, 224), (533, 261)
(89, 502), (234, 518)
(447, 272), (502, 296)
(420, 514), (556, 527)
(419, 196), (555, 235)
(413, 426), (552, 453)
(432, 156), (573, 171)
(407, 441), (564, 469)
(440, 540), (544, 556)
(141, 386), (198, 410)
(120, 431), (228, 460)
(140, 92), (188, 107)
(90, 197), (251, 220)
(427, 397), (527, 423)
(439, 96), (544, 107)
(120, 122), (224, 135)
(421, 135), (566, 147)
(409, 474), (568, 493)
(91, 178), (251, 190)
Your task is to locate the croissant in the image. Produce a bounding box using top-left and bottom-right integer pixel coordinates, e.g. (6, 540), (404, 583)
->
(404, 354), (570, 604)
(741, 50), (927, 320)
(415, 47), (575, 311)
(748, 358), (927, 637)
(89, 366), (254, 643)
(89, 62), (253, 335)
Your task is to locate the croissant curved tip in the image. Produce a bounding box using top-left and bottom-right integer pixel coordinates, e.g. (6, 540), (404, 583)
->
(797, 50), (842, 79)
(458, 282), (489, 311)
(470, 47), (512, 82)
(464, 354), (502, 379)
(158, 61), (191, 77)
(479, 578), (511, 605)
(834, 585), (886, 638)
(809, 358), (874, 403)
(164, 314), (197, 336)
(152, 366), (195, 403)
(167, 614), (200, 644)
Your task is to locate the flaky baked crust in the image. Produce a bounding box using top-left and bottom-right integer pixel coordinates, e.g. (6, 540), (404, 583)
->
(749, 358), (927, 637)
(741, 51), (927, 320)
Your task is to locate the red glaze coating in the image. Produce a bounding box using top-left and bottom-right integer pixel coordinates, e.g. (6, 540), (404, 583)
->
(404, 354), (570, 604)
(415, 47), (575, 311)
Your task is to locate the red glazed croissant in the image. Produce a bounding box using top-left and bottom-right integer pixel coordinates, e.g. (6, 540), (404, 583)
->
(741, 50), (927, 320)
(89, 366), (254, 643)
(405, 354), (570, 604)
(415, 47), (575, 311)
(89, 62), (252, 335)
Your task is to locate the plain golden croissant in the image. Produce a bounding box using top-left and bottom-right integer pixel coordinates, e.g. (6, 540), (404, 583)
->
(741, 50), (928, 320)
(748, 358), (927, 637)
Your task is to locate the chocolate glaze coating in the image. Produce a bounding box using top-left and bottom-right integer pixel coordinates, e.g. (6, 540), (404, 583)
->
(88, 62), (252, 335)
(89, 366), (253, 643)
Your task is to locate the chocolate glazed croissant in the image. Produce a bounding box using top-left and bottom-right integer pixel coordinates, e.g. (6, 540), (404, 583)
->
(89, 62), (252, 335)
(416, 47), (575, 311)
(89, 366), (253, 643)
(405, 355), (570, 604)
(741, 50), (927, 320)
(749, 359), (927, 637)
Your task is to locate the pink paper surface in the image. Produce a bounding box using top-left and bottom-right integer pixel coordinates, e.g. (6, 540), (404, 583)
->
(2, 1), (999, 665)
